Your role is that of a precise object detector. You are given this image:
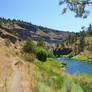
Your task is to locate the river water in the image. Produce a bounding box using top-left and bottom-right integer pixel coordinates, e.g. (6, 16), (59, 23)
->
(56, 58), (92, 76)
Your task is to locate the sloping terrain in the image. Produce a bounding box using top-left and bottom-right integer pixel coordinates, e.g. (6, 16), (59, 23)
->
(0, 18), (71, 48)
(7, 59), (22, 92)
(0, 39), (13, 92)
(0, 32), (92, 92)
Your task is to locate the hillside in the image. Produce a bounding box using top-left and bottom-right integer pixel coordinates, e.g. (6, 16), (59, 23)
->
(56, 25), (92, 58)
(0, 34), (92, 92)
(0, 18), (71, 49)
(0, 18), (92, 92)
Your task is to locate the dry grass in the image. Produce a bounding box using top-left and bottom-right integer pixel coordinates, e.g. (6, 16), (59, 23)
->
(0, 45), (13, 92)
(18, 60), (38, 92)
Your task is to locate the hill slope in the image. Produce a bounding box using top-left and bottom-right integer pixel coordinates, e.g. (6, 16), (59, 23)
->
(0, 18), (71, 48)
(58, 26), (92, 58)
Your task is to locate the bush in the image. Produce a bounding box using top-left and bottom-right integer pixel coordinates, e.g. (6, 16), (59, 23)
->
(60, 52), (74, 58)
(36, 47), (48, 62)
(48, 51), (55, 58)
(37, 36), (45, 47)
(68, 52), (74, 58)
(23, 38), (36, 54)
(23, 53), (35, 62)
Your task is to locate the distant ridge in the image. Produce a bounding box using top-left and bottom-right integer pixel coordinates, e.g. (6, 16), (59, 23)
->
(0, 18), (72, 48)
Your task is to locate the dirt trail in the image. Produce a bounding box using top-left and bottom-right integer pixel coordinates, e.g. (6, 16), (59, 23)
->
(7, 59), (22, 92)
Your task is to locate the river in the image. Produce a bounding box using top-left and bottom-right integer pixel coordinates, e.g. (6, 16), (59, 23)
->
(56, 58), (92, 76)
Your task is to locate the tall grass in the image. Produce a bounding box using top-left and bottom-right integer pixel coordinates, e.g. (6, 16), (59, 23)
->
(27, 58), (92, 92)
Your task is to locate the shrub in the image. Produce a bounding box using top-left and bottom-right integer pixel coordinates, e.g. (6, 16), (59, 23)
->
(68, 52), (74, 58)
(23, 53), (35, 62)
(60, 52), (74, 58)
(23, 38), (36, 54)
(37, 36), (45, 47)
(48, 51), (55, 58)
(36, 47), (48, 62)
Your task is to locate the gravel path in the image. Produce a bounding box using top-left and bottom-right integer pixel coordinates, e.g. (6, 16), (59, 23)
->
(7, 59), (22, 92)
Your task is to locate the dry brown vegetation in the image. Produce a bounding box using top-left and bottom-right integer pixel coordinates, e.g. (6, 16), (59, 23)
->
(0, 40), (13, 92)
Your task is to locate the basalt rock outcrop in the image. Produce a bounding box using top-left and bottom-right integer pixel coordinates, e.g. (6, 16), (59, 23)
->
(53, 48), (72, 57)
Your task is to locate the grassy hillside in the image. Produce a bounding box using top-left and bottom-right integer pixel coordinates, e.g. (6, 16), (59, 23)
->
(0, 36), (92, 92)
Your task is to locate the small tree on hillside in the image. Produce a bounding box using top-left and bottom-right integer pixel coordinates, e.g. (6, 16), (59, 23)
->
(23, 38), (36, 53)
(77, 43), (81, 54)
(37, 36), (45, 47)
(80, 36), (85, 51)
(36, 47), (48, 62)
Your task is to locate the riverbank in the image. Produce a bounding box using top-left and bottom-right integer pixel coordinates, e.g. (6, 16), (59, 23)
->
(60, 53), (92, 63)
(56, 58), (92, 75)
(29, 58), (92, 92)
(72, 55), (92, 63)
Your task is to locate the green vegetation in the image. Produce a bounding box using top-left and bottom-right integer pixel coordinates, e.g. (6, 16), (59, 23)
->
(1, 17), (92, 92)
(61, 78), (84, 92)
(48, 51), (55, 58)
(78, 74), (92, 92)
(32, 60), (64, 92)
(37, 36), (45, 47)
(72, 55), (88, 61)
(56, 24), (92, 59)
(72, 55), (92, 63)
(23, 53), (36, 62)
(60, 52), (74, 58)
(28, 58), (92, 92)
(80, 34), (85, 52)
(36, 47), (48, 62)
(23, 38), (36, 54)
(22, 38), (48, 62)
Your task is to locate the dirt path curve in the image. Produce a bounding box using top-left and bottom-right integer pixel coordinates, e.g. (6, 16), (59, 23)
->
(7, 59), (22, 92)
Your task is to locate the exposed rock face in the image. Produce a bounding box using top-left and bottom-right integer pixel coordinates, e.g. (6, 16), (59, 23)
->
(0, 19), (72, 49)
(0, 20), (71, 43)
(53, 48), (72, 57)
(0, 30), (18, 43)
(12, 22), (71, 44)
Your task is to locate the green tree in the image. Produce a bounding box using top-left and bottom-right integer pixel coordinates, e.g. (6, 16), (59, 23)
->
(36, 47), (48, 62)
(68, 34), (75, 44)
(80, 36), (85, 51)
(48, 51), (55, 58)
(37, 36), (45, 47)
(23, 38), (36, 54)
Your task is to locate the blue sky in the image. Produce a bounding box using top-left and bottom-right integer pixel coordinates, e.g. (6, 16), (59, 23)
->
(0, 0), (92, 32)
